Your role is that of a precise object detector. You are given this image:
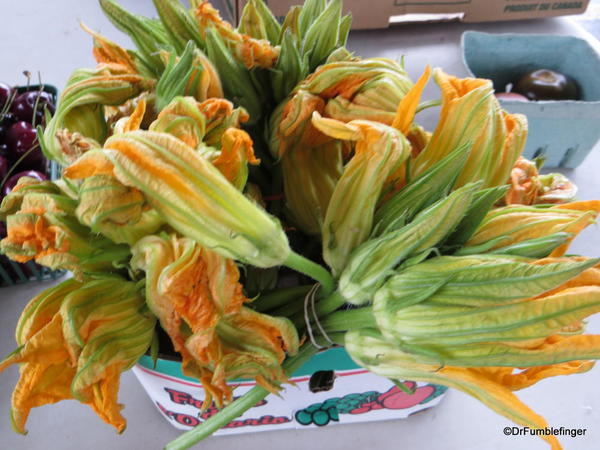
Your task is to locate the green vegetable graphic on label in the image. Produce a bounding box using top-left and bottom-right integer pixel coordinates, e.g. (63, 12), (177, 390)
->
(295, 382), (447, 426)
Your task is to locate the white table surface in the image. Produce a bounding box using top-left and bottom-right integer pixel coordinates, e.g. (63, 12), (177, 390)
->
(1, 2), (599, 449)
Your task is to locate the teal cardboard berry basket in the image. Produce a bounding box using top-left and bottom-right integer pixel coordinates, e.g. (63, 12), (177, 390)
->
(0, 84), (66, 287)
(461, 31), (600, 168)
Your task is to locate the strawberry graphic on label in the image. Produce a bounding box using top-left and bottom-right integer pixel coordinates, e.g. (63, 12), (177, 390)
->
(295, 381), (447, 426)
(378, 384), (436, 410)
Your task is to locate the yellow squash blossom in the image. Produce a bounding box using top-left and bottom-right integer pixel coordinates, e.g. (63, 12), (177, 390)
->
(209, 127), (260, 190)
(156, 47), (223, 103)
(412, 69), (527, 190)
(54, 129), (102, 163)
(311, 113), (411, 276)
(156, 45), (224, 108)
(0, 178), (130, 276)
(346, 330), (586, 450)
(0, 177), (62, 219)
(298, 58), (414, 128)
(271, 90), (328, 159)
(198, 97), (249, 147)
(391, 65), (431, 135)
(271, 92), (339, 235)
(194, 0), (280, 69)
(504, 157), (542, 205)
(237, 0), (281, 43)
(501, 157), (577, 206)
(281, 140), (344, 235)
(463, 201), (600, 257)
(80, 22), (139, 74)
(203, 307), (299, 398)
(103, 130), (290, 267)
(342, 254), (600, 450)
(131, 234), (299, 408)
(269, 58), (413, 236)
(536, 172), (578, 205)
(149, 96), (249, 150)
(113, 98), (147, 134)
(191, 48), (224, 101)
(41, 64), (155, 165)
(0, 278), (155, 434)
(339, 183), (479, 305)
(150, 96), (207, 148)
(148, 96), (258, 189)
(75, 174), (163, 246)
(64, 149), (164, 247)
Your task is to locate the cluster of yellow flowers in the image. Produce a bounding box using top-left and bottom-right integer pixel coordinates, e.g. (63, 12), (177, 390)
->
(1, 1), (599, 449)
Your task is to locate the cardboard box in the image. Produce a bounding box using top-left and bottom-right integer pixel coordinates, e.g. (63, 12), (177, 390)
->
(230, 1), (590, 30)
(133, 348), (447, 433)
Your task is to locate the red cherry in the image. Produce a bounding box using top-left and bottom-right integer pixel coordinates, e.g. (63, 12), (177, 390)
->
(5, 121), (46, 169)
(0, 82), (14, 111)
(0, 155), (8, 180)
(10, 90), (55, 125)
(2, 170), (47, 197)
(0, 112), (16, 140)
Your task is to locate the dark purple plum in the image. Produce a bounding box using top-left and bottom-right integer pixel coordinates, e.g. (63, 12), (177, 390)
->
(11, 90), (55, 125)
(0, 143), (8, 159)
(5, 121), (46, 170)
(0, 82), (14, 111)
(2, 170), (47, 196)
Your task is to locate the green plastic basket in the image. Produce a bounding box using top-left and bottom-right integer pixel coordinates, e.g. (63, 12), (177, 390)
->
(1, 84), (66, 287)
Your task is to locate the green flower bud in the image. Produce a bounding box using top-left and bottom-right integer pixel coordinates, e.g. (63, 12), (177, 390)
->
(339, 183), (479, 305)
(152, 0), (205, 53)
(238, 0), (281, 43)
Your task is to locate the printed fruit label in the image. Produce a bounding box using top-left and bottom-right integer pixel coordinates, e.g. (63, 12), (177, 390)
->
(132, 364), (447, 433)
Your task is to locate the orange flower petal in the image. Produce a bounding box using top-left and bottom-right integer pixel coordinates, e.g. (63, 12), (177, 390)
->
(122, 99), (147, 133)
(392, 65), (431, 135)
(81, 23), (138, 74)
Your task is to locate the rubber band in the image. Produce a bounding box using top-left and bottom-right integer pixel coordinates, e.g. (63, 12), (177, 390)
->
(303, 283), (335, 350)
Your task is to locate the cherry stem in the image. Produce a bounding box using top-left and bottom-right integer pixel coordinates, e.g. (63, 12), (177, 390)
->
(0, 139), (43, 191)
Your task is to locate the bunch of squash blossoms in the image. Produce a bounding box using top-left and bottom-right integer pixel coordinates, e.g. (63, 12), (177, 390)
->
(0, 1), (599, 450)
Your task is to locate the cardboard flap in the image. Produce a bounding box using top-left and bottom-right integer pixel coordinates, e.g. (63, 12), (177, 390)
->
(233, 0), (590, 30)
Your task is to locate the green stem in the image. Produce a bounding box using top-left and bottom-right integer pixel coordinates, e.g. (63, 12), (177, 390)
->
(283, 251), (335, 296)
(252, 285), (313, 313)
(290, 290), (346, 326)
(319, 307), (376, 333)
(164, 344), (319, 450)
(270, 295), (306, 318)
(313, 290), (346, 316)
(416, 98), (442, 113)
